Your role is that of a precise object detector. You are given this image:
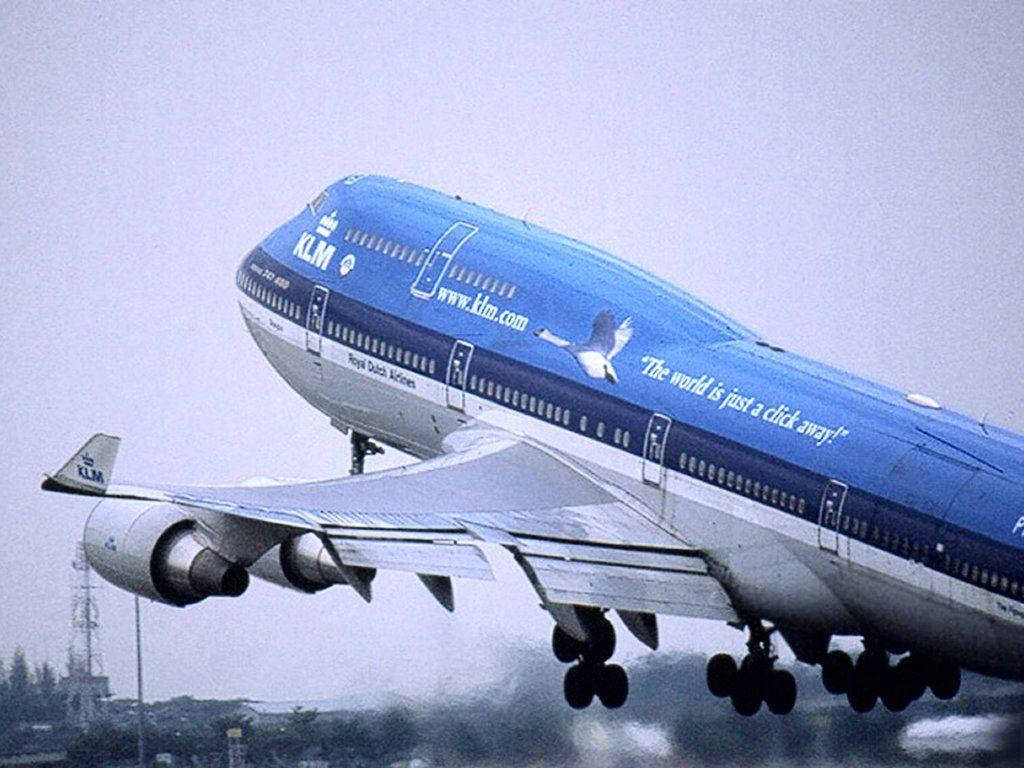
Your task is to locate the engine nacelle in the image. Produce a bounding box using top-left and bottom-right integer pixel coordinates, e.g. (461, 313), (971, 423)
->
(84, 500), (249, 606)
(249, 533), (358, 593)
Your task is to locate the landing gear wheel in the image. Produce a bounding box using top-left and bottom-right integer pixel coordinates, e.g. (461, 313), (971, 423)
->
(821, 650), (853, 695)
(928, 662), (961, 700)
(583, 616), (616, 665)
(706, 654), (738, 698)
(731, 662), (764, 716)
(563, 663), (595, 709)
(765, 669), (797, 715)
(596, 664), (629, 709)
(846, 673), (878, 713)
(880, 667), (912, 712)
(897, 655), (927, 701)
(855, 649), (887, 693)
(847, 649), (884, 713)
(847, 681), (877, 713)
(552, 625), (583, 664)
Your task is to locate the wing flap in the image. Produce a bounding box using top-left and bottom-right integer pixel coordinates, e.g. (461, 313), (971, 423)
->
(511, 535), (738, 621)
(522, 554), (737, 620)
(327, 536), (494, 580)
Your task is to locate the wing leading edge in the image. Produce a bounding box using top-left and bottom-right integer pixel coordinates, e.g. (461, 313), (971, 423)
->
(43, 426), (738, 631)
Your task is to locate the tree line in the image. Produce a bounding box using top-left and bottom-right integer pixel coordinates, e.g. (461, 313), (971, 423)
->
(0, 648), (64, 727)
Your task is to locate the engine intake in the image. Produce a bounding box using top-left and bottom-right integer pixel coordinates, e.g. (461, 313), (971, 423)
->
(84, 500), (248, 606)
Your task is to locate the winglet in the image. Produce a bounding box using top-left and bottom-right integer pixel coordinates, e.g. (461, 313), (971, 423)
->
(42, 433), (121, 496)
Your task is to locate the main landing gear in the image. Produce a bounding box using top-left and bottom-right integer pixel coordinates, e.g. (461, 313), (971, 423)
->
(819, 640), (961, 712)
(706, 621), (796, 716)
(552, 616), (629, 710)
(350, 431), (384, 475)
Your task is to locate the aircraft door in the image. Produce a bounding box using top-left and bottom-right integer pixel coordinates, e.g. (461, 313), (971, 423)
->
(445, 340), (474, 411)
(411, 222), (478, 299)
(817, 479), (848, 554)
(642, 413), (672, 487)
(306, 285), (329, 355)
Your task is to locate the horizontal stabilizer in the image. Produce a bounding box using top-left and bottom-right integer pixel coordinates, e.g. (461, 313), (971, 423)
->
(42, 433), (120, 495)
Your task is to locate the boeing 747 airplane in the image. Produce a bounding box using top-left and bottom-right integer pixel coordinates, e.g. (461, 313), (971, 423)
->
(43, 174), (1024, 716)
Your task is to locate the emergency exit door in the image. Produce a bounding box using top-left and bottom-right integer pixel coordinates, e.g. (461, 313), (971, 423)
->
(642, 413), (672, 486)
(306, 285), (329, 355)
(445, 340), (474, 411)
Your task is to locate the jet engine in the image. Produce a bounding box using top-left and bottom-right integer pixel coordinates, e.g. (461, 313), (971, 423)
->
(83, 499), (249, 606)
(249, 532), (363, 593)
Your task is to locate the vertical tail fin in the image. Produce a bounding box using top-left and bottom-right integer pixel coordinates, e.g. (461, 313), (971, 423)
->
(42, 433), (120, 495)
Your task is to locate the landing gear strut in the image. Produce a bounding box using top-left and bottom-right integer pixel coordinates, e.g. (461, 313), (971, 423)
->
(705, 620), (796, 716)
(552, 617), (629, 709)
(350, 431), (384, 475)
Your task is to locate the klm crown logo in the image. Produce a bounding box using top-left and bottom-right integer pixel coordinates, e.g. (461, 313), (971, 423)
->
(316, 210), (339, 239)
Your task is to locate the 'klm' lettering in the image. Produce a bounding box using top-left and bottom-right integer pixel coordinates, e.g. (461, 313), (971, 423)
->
(293, 232), (336, 270)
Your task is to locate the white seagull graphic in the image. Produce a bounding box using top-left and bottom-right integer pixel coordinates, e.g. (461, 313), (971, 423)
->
(533, 310), (634, 383)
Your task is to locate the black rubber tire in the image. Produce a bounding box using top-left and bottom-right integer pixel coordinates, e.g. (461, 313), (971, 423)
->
(552, 625), (583, 664)
(584, 616), (616, 665)
(929, 663), (961, 701)
(731, 663), (763, 716)
(897, 656), (927, 701)
(855, 650), (887, 693)
(846, 674), (878, 713)
(821, 650), (853, 695)
(597, 664), (629, 709)
(707, 653), (738, 698)
(564, 663), (595, 710)
(880, 666), (912, 712)
(764, 669), (797, 715)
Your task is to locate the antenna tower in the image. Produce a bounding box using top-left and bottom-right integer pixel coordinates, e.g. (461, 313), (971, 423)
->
(62, 541), (110, 726)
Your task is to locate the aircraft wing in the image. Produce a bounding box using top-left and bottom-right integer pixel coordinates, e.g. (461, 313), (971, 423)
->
(42, 425), (738, 634)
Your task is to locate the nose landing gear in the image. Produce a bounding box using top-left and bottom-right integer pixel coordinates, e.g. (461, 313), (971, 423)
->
(553, 616), (629, 709)
(350, 431), (384, 475)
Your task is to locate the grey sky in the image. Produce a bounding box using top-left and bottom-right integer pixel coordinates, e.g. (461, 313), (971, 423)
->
(2, 2), (1022, 702)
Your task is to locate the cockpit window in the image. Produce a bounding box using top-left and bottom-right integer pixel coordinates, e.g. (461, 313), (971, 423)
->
(309, 190), (328, 215)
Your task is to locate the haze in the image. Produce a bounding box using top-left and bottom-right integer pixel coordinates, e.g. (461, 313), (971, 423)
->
(1, 2), (1022, 703)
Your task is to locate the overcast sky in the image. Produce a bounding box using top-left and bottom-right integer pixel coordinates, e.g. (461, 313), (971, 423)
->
(2, 2), (1022, 704)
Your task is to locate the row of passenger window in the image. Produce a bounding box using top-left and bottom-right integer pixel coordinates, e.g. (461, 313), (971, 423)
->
(836, 510), (1023, 600)
(467, 373), (632, 447)
(239, 272), (303, 322)
(325, 319), (437, 376)
(341, 226), (520, 299)
(343, 227), (428, 268)
(447, 262), (518, 298)
(678, 441), (1022, 600)
(679, 451), (808, 516)
(946, 554), (1020, 598)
